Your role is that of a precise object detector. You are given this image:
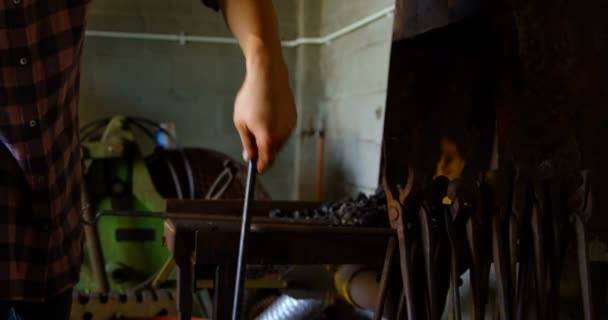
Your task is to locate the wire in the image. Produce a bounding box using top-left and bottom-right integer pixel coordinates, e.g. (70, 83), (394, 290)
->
(129, 117), (195, 200)
(125, 119), (184, 200)
(80, 117), (112, 133)
(81, 117), (187, 201)
(80, 119), (111, 142)
(163, 154), (184, 199)
(79, 116), (194, 293)
(81, 117), (194, 200)
(205, 165), (234, 200)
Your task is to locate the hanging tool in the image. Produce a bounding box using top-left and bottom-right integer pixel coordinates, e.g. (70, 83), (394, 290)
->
(570, 170), (594, 320)
(511, 167), (532, 320)
(232, 159), (257, 320)
(464, 174), (492, 320)
(444, 204), (462, 320)
(419, 176), (450, 320)
(546, 177), (569, 320)
(530, 179), (548, 320)
(382, 161), (418, 320)
(488, 169), (515, 320)
(419, 203), (439, 320)
(445, 178), (477, 320)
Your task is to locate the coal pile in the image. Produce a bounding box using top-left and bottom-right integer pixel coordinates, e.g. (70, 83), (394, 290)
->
(269, 189), (389, 227)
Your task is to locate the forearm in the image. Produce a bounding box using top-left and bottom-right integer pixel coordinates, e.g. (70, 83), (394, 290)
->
(220, 0), (285, 71)
(220, 0), (296, 172)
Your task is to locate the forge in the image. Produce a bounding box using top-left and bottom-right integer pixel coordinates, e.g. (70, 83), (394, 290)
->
(72, 1), (608, 319)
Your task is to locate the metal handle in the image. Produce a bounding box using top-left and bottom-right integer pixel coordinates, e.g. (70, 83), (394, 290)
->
(232, 159), (257, 319)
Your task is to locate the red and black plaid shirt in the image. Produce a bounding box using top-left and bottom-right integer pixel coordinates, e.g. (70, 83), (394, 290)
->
(1, 0), (218, 301)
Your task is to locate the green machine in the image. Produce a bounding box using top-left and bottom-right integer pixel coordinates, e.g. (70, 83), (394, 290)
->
(75, 116), (383, 320)
(78, 115), (171, 292)
(77, 115), (258, 294)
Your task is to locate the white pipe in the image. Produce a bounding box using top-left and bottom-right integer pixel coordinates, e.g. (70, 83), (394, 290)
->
(319, 5), (395, 45)
(85, 5), (395, 47)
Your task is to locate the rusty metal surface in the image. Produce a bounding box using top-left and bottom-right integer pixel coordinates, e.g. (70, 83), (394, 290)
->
(383, 1), (607, 316)
(165, 219), (394, 265)
(491, 0), (608, 234)
(373, 236), (396, 320)
(388, 0), (608, 231)
(163, 210), (395, 319)
(384, 17), (497, 191)
(392, 0), (482, 41)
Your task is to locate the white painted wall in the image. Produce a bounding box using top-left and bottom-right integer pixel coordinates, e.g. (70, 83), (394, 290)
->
(295, 0), (394, 200)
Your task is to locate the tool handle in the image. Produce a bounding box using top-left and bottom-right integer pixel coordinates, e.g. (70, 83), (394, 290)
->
(232, 159), (257, 320)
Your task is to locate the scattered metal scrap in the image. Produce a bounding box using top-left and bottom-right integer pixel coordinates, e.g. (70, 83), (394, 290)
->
(269, 190), (389, 227)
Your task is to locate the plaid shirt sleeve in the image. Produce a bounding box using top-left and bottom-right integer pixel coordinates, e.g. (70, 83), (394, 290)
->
(0, 0), (220, 301)
(0, 0), (90, 301)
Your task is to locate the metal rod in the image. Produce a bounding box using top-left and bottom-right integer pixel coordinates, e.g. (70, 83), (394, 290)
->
(397, 229), (417, 320)
(315, 129), (325, 201)
(420, 205), (439, 320)
(373, 236), (396, 320)
(81, 188), (110, 293)
(444, 207), (462, 320)
(573, 214), (594, 320)
(232, 160), (257, 319)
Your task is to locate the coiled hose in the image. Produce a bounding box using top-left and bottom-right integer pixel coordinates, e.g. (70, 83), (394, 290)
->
(255, 295), (325, 320)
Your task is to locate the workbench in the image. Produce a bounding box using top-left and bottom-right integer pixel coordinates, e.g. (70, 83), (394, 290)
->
(162, 200), (396, 320)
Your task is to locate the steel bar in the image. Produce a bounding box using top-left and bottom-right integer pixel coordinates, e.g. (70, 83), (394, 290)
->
(573, 214), (594, 320)
(177, 257), (194, 320)
(81, 187), (110, 293)
(444, 206), (462, 320)
(232, 160), (257, 320)
(216, 264), (236, 320)
(373, 236), (396, 320)
(531, 186), (547, 320)
(492, 217), (512, 320)
(420, 205), (439, 320)
(514, 190), (532, 320)
(397, 226), (417, 320)
(547, 180), (565, 320)
(515, 253), (530, 320)
(466, 193), (490, 320)
(162, 218), (393, 266)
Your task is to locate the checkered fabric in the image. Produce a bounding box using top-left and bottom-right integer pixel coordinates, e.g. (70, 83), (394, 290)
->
(0, 0), (218, 301)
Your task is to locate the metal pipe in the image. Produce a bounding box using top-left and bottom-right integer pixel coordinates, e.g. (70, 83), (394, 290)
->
(85, 5), (395, 47)
(445, 206), (462, 320)
(573, 214), (594, 320)
(374, 237), (396, 320)
(315, 128), (325, 201)
(232, 160), (257, 320)
(81, 187), (110, 293)
(255, 295), (325, 320)
(335, 265), (380, 310)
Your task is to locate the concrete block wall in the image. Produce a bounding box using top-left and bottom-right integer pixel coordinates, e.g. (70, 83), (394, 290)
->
(80, 0), (393, 200)
(295, 0), (394, 200)
(80, 0), (298, 199)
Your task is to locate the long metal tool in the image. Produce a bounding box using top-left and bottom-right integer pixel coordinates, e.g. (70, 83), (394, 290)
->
(232, 159), (257, 319)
